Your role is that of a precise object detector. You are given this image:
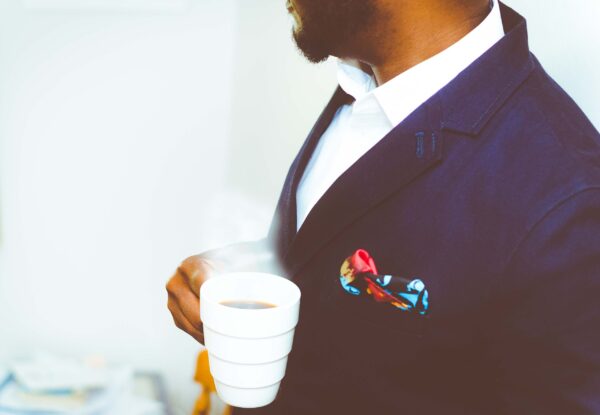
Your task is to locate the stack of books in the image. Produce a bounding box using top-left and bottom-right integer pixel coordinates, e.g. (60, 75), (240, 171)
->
(0, 353), (164, 414)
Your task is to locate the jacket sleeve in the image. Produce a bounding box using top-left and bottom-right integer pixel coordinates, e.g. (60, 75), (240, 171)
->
(490, 188), (600, 414)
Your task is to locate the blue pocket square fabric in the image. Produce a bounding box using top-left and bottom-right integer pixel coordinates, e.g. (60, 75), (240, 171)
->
(340, 249), (429, 315)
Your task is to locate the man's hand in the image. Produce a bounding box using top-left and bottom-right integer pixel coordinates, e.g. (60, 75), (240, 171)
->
(166, 239), (279, 344)
(166, 255), (214, 344)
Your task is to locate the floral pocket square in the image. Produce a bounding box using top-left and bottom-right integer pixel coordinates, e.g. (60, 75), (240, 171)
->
(339, 249), (429, 315)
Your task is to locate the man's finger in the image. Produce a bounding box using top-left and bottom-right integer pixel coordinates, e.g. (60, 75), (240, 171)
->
(177, 255), (213, 296)
(169, 283), (203, 331)
(167, 295), (204, 344)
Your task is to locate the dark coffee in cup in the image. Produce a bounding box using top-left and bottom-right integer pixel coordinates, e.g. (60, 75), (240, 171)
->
(220, 300), (276, 309)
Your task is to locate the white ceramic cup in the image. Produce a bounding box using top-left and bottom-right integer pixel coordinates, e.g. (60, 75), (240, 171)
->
(200, 272), (301, 408)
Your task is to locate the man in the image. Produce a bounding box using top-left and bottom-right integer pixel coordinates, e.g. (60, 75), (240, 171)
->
(167, 0), (600, 413)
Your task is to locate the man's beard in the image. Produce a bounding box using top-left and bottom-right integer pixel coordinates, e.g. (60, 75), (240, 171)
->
(291, 0), (377, 63)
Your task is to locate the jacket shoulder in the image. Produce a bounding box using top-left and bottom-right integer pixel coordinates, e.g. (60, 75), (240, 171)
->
(477, 56), (600, 193)
(507, 57), (600, 179)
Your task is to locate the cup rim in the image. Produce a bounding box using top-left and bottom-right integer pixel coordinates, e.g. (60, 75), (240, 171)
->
(201, 272), (301, 313)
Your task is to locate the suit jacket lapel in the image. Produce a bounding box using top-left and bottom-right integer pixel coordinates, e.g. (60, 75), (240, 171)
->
(271, 2), (535, 279)
(284, 97), (445, 278)
(268, 88), (354, 259)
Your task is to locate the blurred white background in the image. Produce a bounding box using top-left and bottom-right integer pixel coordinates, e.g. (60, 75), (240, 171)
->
(0, 0), (597, 413)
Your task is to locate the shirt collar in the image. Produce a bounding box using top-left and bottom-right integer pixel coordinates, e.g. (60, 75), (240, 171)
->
(336, 0), (505, 127)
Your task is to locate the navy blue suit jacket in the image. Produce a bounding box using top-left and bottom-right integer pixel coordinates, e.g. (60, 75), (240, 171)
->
(238, 3), (600, 414)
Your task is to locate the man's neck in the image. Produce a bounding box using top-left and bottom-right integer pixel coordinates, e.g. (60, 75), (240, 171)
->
(340, 0), (492, 85)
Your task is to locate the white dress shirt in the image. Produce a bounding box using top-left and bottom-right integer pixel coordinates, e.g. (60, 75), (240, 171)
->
(296, 0), (505, 230)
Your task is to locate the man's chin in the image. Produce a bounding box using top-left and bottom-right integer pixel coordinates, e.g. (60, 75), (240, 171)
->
(292, 31), (331, 64)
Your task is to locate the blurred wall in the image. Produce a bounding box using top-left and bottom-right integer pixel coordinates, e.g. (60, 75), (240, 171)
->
(503, 0), (600, 129)
(0, 1), (240, 413)
(0, 0), (598, 414)
(225, 0), (336, 204)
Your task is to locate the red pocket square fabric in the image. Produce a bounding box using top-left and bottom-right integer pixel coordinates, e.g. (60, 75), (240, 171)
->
(339, 249), (429, 314)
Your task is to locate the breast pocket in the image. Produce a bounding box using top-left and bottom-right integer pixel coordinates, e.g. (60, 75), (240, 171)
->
(327, 287), (429, 340)
(319, 285), (431, 390)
